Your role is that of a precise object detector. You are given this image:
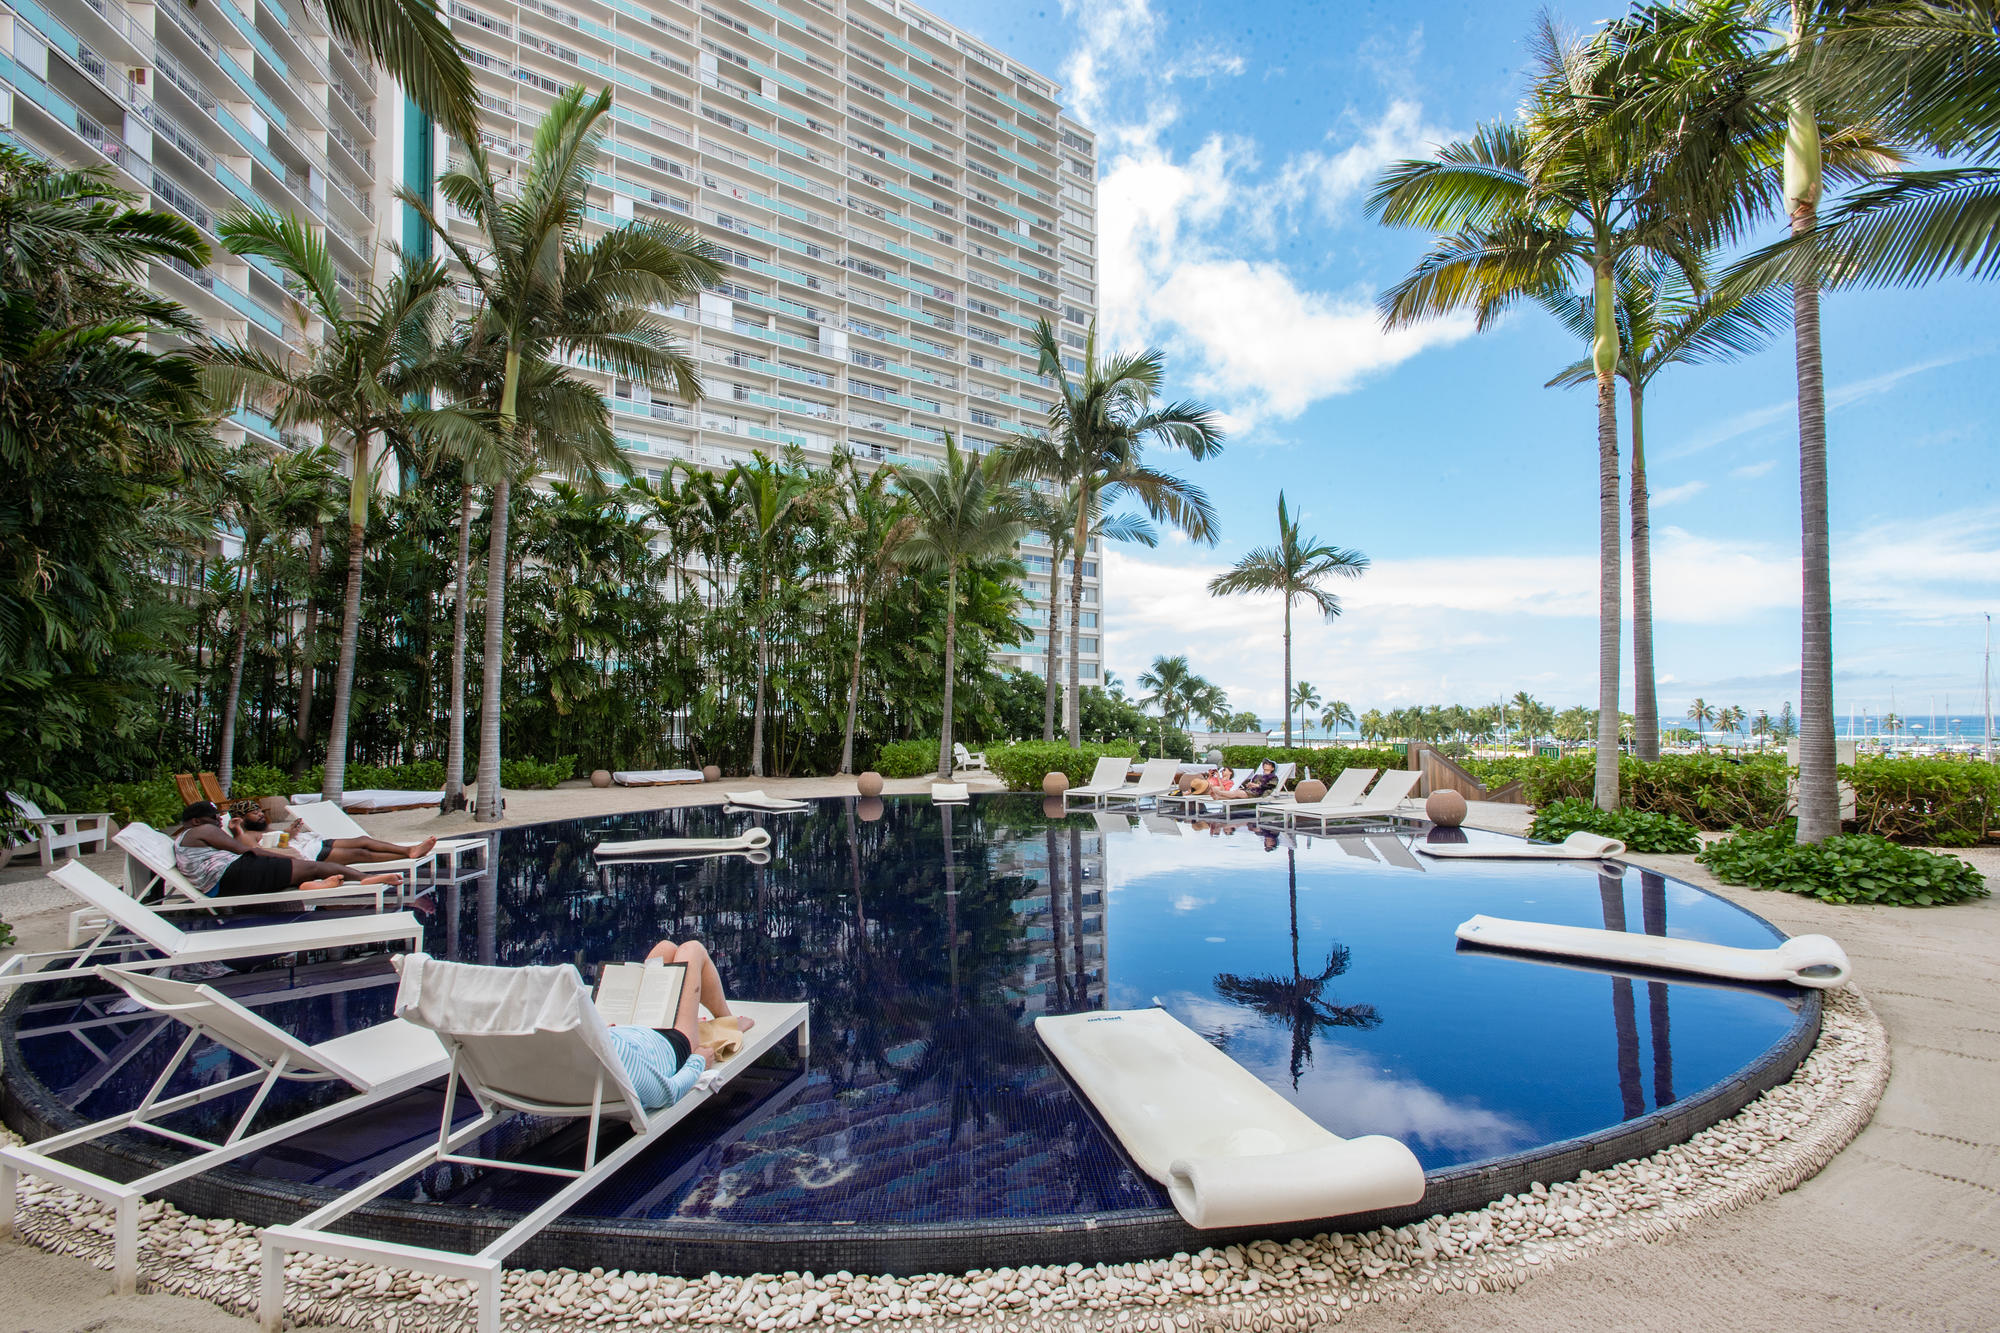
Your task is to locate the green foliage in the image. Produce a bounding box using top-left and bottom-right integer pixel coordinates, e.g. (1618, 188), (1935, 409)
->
(0, 918), (13, 949)
(497, 754), (575, 789)
(1220, 745), (1408, 777)
(67, 775), (184, 828)
(1699, 824), (1988, 907)
(1462, 755), (1544, 788)
(1528, 797), (1701, 853)
(875, 740), (939, 779)
(989, 742), (1145, 792)
(1524, 753), (1791, 829)
(1844, 758), (1997, 846)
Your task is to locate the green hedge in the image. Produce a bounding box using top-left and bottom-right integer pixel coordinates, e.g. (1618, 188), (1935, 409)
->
(1699, 824), (1988, 906)
(1527, 797), (1701, 854)
(990, 742), (1144, 792)
(1845, 758), (1996, 846)
(1218, 745), (1408, 778)
(875, 739), (940, 779)
(1524, 753), (1791, 830)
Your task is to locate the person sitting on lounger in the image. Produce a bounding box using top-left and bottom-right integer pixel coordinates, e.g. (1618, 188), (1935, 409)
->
(1238, 760), (1281, 798)
(232, 808), (437, 868)
(1207, 766), (1237, 796)
(605, 938), (759, 1110)
(173, 803), (405, 898)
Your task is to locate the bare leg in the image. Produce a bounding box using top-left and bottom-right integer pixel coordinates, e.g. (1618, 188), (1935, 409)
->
(287, 858), (402, 890)
(324, 836), (437, 862)
(664, 941), (754, 1044)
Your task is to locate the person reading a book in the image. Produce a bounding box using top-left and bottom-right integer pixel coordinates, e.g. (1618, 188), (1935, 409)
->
(603, 939), (757, 1111)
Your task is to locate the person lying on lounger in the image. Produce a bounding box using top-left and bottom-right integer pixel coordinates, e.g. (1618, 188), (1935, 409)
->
(605, 938), (759, 1110)
(174, 802), (405, 897)
(232, 808), (437, 868)
(1237, 760), (1281, 798)
(1207, 766), (1238, 795)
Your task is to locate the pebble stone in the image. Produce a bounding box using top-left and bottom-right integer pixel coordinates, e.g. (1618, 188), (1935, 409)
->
(1, 988), (1887, 1333)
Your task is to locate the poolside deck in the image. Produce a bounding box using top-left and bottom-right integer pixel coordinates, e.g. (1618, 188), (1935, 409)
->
(0, 785), (1992, 1332)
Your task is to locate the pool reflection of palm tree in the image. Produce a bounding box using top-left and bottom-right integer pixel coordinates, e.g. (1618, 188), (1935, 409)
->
(1213, 848), (1380, 1088)
(1600, 870), (1646, 1120)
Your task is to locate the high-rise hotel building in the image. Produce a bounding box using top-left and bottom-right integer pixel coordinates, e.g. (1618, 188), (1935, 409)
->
(0, 0), (1102, 684)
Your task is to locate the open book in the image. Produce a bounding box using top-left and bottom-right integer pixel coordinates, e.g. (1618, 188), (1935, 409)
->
(594, 958), (688, 1027)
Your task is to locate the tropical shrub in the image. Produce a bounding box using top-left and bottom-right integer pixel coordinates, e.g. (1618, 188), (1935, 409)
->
(498, 754), (576, 789)
(1528, 797), (1701, 853)
(1219, 745), (1408, 777)
(875, 740), (939, 779)
(989, 742), (1145, 792)
(1844, 758), (1996, 847)
(1462, 755), (1544, 788)
(1699, 824), (1988, 907)
(66, 776), (184, 828)
(1525, 753), (1791, 829)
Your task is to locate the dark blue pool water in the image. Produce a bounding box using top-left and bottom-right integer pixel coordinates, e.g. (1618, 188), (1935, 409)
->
(10, 794), (1806, 1231)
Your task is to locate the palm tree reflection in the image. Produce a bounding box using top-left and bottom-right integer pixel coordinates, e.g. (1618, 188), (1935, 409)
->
(1212, 847), (1380, 1088)
(1600, 870), (1646, 1119)
(1640, 871), (1674, 1107)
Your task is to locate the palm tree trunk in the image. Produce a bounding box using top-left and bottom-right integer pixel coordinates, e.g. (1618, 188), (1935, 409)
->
(1281, 597), (1293, 748)
(938, 567), (958, 779)
(321, 439), (372, 802)
(1792, 200), (1839, 843)
(474, 475), (511, 820)
(290, 518), (322, 780)
(444, 480), (475, 809)
(839, 593), (868, 774)
(1043, 552), (1063, 741)
(1069, 823), (1086, 1007)
(1629, 382), (1659, 762)
(751, 568), (769, 778)
(1066, 502), (1089, 746)
(218, 536), (256, 792)
(1591, 261), (1623, 812)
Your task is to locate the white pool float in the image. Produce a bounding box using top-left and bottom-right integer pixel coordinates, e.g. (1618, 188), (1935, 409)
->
(1455, 914), (1851, 988)
(1417, 830), (1626, 860)
(1036, 1008), (1425, 1229)
(723, 790), (809, 812)
(594, 829), (773, 857)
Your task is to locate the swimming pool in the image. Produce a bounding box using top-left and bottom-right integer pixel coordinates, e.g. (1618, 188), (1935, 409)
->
(1, 794), (1818, 1274)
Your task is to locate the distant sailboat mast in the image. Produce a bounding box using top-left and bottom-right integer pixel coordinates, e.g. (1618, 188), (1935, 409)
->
(1985, 614), (1993, 763)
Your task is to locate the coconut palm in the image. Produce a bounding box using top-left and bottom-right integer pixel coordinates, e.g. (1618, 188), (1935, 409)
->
(403, 84), (724, 818)
(315, 0), (479, 144)
(201, 210), (469, 803)
(1188, 679), (1231, 732)
(1544, 257), (1789, 759)
(1290, 681), (1322, 741)
(734, 455), (817, 778)
(1686, 696), (1717, 749)
(1135, 655), (1195, 731)
(997, 320), (1224, 745)
(897, 434), (1028, 779)
(1320, 700), (1356, 737)
(1206, 493), (1367, 748)
(834, 454), (915, 774)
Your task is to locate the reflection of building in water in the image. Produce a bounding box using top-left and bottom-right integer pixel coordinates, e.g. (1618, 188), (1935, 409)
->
(994, 822), (1106, 1015)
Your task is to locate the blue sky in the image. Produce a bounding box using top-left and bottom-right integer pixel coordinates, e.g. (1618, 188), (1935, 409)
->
(920, 0), (1998, 735)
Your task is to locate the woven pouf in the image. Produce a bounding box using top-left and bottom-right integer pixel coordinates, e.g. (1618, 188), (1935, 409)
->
(857, 771), (885, 797)
(1425, 789), (1468, 827)
(1294, 778), (1327, 804)
(1042, 771), (1069, 795)
(590, 769), (612, 788)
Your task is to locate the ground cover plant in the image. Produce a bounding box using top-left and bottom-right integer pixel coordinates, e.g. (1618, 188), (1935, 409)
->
(1699, 824), (1988, 907)
(1528, 797), (1701, 853)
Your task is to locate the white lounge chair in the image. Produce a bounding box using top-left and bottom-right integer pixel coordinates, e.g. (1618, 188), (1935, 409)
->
(4, 792), (112, 868)
(1100, 758), (1184, 809)
(289, 789), (447, 813)
(611, 768), (706, 786)
(932, 781), (970, 802)
(1062, 756), (1137, 809)
(952, 743), (991, 773)
(723, 789), (810, 812)
(258, 954), (809, 1333)
(1258, 767), (1376, 827)
(288, 801), (488, 891)
(1161, 762), (1297, 818)
(1368, 833), (1426, 871)
(1290, 770), (1424, 831)
(0, 862), (423, 991)
(0, 965), (449, 1293)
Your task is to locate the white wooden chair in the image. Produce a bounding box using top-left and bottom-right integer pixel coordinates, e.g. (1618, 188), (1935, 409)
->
(5, 792), (112, 867)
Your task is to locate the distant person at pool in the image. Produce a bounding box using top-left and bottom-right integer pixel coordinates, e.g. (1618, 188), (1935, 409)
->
(605, 938), (759, 1110)
(231, 806), (437, 869)
(172, 802), (406, 897)
(1238, 760), (1281, 798)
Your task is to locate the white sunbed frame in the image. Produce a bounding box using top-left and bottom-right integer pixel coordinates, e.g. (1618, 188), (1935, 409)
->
(0, 965), (449, 1293)
(4, 791), (112, 868)
(1062, 757), (1137, 810)
(1256, 767), (1377, 828)
(287, 801), (491, 892)
(1098, 758), (1184, 809)
(0, 862), (423, 991)
(1268, 770), (1423, 832)
(1158, 763), (1297, 819)
(258, 960), (808, 1333)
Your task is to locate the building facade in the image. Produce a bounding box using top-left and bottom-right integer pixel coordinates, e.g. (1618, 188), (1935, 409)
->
(0, 0), (1102, 688)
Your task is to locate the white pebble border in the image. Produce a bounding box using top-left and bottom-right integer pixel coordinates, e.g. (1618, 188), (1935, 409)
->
(4, 986), (1887, 1333)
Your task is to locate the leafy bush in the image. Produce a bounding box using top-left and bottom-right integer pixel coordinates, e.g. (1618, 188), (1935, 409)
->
(1218, 745), (1408, 778)
(875, 739), (940, 778)
(1528, 797), (1701, 854)
(1699, 823), (1988, 906)
(66, 775), (184, 828)
(498, 754), (575, 789)
(1525, 753), (1791, 830)
(1844, 758), (1996, 846)
(0, 918), (13, 948)
(1461, 755), (1544, 789)
(989, 742), (1145, 792)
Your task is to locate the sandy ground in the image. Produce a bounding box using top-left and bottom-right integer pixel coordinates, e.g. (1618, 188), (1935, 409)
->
(1, 787), (1995, 1332)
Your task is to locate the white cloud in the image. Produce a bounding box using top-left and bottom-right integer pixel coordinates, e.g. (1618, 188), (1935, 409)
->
(1057, 0), (1160, 125)
(1268, 99), (1454, 222)
(1662, 352), (1977, 461)
(1730, 459), (1777, 479)
(1651, 480), (1709, 507)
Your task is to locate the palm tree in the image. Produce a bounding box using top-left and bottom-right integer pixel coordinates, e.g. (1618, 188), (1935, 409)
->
(1137, 655), (1201, 731)
(997, 320), (1224, 745)
(1544, 258), (1788, 759)
(1207, 493), (1367, 747)
(404, 85), (723, 819)
(1320, 700), (1356, 738)
(897, 434), (1027, 779)
(1686, 696), (1717, 748)
(733, 455), (816, 778)
(315, 0), (479, 143)
(1371, 16), (1749, 808)
(1290, 681), (1322, 741)
(201, 211), (466, 803)
(1102, 669), (1127, 702)
(1188, 679), (1231, 732)
(833, 454), (915, 774)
